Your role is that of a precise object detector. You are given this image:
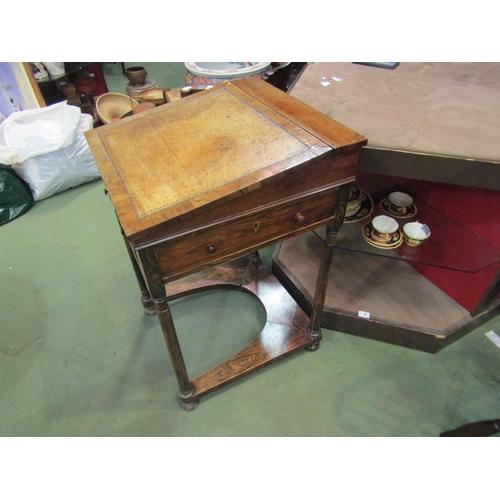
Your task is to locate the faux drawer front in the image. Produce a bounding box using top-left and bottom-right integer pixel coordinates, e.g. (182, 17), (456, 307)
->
(155, 187), (340, 281)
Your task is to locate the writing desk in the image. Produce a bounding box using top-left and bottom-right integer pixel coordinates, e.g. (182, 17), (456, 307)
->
(85, 77), (366, 409)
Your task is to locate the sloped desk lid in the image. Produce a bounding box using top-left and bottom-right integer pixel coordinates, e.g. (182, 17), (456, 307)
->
(85, 77), (367, 239)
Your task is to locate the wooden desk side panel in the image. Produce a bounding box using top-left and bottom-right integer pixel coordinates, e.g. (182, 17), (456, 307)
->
(358, 147), (500, 191)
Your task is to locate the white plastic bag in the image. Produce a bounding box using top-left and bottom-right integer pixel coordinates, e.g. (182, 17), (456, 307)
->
(0, 102), (81, 164)
(13, 113), (101, 201)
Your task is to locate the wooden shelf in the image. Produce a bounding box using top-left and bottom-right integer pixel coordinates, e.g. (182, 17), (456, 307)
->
(165, 254), (318, 407)
(273, 232), (499, 353)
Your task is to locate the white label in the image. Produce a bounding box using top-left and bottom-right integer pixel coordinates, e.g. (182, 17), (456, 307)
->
(485, 330), (500, 348)
(358, 310), (371, 319)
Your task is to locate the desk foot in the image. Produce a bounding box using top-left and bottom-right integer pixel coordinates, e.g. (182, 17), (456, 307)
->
(305, 327), (322, 351)
(306, 342), (320, 351)
(180, 400), (199, 411)
(142, 297), (156, 316)
(178, 384), (199, 411)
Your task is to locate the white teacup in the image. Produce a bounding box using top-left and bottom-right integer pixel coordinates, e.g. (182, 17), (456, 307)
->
(371, 215), (399, 242)
(403, 222), (431, 246)
(388, 191), (413, 214)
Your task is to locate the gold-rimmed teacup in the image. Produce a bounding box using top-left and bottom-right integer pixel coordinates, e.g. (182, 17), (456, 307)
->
(388, 191), (413, 215)
(371, 215), (399, 242)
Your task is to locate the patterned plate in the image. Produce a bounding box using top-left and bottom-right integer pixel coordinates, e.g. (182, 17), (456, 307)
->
(362, 222), (403, 249)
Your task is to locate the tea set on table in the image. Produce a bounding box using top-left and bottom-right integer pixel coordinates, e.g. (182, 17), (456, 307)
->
(345, 184), (431, 249)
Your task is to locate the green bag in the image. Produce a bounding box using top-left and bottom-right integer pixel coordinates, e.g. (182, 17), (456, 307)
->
(0, 164), (35, 226)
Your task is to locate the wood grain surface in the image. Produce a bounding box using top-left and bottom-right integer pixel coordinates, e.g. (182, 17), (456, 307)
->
(275, 232), (470, 334)
(165, 255), (316, 402)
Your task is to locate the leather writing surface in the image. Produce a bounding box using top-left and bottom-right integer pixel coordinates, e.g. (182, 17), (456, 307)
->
(97, 88), (308, 219)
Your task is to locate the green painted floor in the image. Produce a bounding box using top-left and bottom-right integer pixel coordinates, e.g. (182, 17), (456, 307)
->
(1, 178), (500, 437)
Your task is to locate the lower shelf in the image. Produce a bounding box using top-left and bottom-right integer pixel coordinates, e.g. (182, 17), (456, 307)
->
(165, 254), (319, 407)
(272, 231), (500, 353)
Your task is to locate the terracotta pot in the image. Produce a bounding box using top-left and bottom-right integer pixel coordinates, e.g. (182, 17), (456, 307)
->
(132, 102), (155, 115)
(125, 66), (147, 85)
(62, 83), (78, 98)
(74, 76), (96, 93)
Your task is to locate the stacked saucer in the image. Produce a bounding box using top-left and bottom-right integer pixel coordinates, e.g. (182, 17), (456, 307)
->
(380, 191), (417, 219)
(362, 215), (403, 249)
(345, 184), (374, 223)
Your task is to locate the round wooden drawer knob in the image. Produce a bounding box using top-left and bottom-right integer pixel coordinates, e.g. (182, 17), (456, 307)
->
(207, 244), (217, 254)
(295, 213), (305, 222)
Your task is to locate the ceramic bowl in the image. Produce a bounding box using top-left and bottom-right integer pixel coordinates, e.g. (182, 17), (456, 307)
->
(185, 62), (271, 88)
(403, 222), (431, 246)
(125, 66), (147, 85)
(132, 101), (155, 115)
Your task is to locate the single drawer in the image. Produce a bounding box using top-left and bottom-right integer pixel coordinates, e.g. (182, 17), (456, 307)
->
(154, 186), (341, 281)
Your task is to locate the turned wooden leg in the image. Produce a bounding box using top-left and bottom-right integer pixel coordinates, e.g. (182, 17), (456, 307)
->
(249, 250), (260, 261)
(138, 247), (197, 410)
(306, 184), (349, 350)
(306, 225), (336, 351)
(120, 227), (156, 315)
(155, 297), (198, 410)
